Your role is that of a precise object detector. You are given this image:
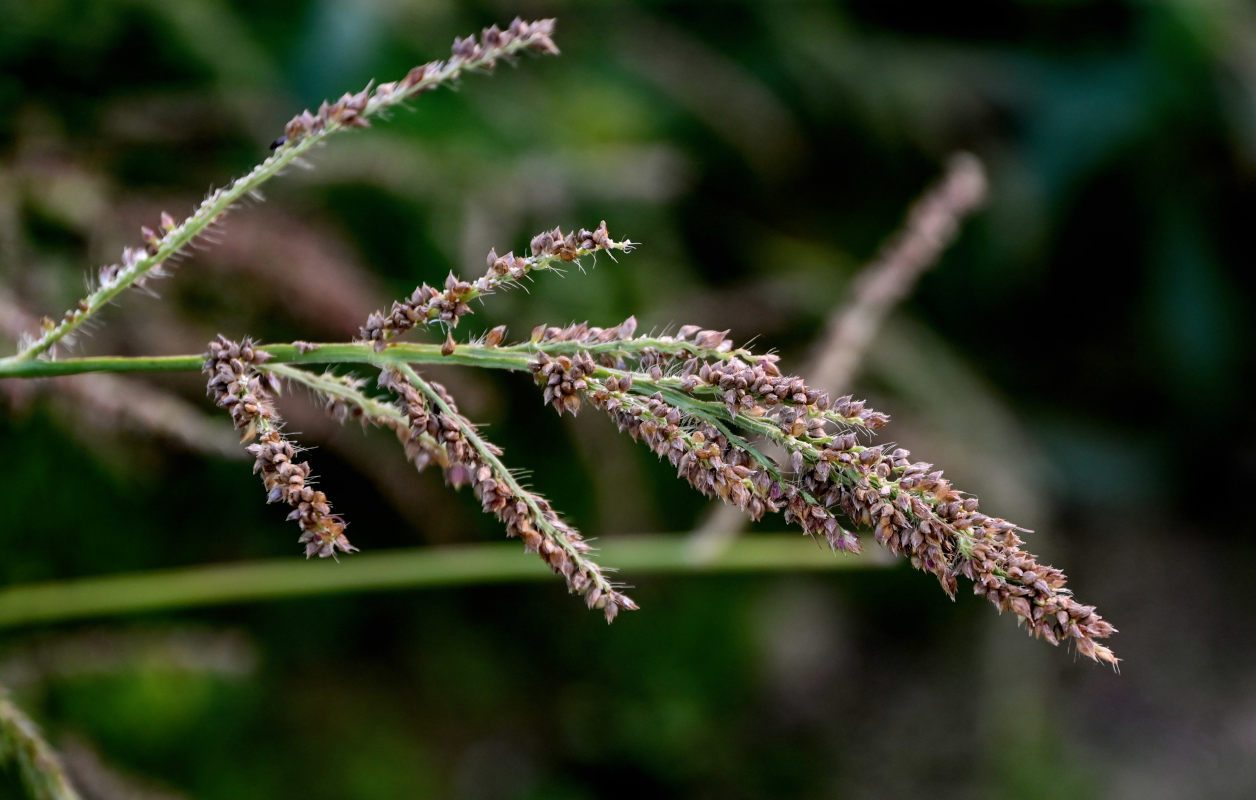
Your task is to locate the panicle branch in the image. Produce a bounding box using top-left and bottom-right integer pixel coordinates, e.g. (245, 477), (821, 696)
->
(584, 373), (789, 526)
(279, 18), (559, 148)
(383, 365), (635, 621)
(2, 19), (561, 365)
(335, 221), (639, 620)
(359, 221), (632, 349)
(203, 336), (355, 559)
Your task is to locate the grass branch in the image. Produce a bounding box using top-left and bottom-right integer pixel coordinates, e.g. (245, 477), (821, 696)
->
(0, 19), (558, 366)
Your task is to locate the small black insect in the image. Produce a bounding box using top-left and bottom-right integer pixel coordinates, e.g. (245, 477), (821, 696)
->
(269, 135), (287, 151)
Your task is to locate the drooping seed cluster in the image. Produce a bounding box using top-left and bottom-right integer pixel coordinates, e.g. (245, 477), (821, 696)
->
(360, 222), (629, 350)
(281, 18), (559, 147)
(378, 368), (637, 621)
(379, 370), (473, 480)
(248, 432), (355, 560)
(796, 434), (1116, 662)
(967, 530), (1114, 660)
(204, 336), (355, 559)
(526, 327), (1117, 664)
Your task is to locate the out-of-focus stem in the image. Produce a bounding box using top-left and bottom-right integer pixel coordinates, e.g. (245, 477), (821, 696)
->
(0, 536), (884, 630)
(0, 684), (82, 800)
(689, 152), (987, 555)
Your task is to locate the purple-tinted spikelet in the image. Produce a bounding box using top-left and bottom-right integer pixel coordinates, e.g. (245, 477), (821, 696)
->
(352, 221), (636, 622)
(281, 18), (560, 148)
(530, 351), (597, 415)
(378, 368), (635, 621)
(591, 383), (785, 524)
(204, 335), (355, 559)
(360, 222), (629, 350)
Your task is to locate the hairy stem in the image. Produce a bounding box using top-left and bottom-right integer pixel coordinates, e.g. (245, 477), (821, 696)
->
(0, 343), (518, 378)
(265, 363), (408, 423)
(263, 362), (453, 467)
(2, 138), (319, 363)
(1, 19), (558, 365)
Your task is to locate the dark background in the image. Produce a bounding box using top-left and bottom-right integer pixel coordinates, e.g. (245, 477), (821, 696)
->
(2, 1), (1254, 797)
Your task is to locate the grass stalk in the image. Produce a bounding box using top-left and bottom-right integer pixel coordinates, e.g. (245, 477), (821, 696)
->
(0, 536), (884, 630)
(0, 685), (81, 800)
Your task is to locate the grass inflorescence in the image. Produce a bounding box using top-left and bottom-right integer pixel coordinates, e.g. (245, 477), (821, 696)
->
(1, 17), (1117, 671)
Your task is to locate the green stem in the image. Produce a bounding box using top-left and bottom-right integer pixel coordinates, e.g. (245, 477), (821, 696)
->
(0, 335), (772, 379)
(264, 363), (406, 423)
(0, 684), (81, 800)
(0, 342), (530, 378)
(0, 536), (886, 630)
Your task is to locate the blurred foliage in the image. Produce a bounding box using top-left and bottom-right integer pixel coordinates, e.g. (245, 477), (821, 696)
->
(1, 0), (1255, 797)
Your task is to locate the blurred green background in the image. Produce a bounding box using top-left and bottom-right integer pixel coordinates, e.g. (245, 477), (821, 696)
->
(2, 0), (1254, 797)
